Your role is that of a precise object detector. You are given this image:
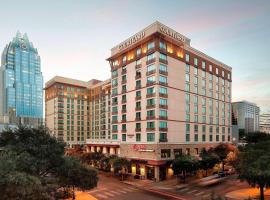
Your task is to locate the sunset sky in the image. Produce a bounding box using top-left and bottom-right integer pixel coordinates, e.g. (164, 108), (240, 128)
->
(0, 0), (270, 111)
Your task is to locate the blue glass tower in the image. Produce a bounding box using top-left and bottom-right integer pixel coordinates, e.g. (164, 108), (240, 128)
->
(0, 31), (43, 126)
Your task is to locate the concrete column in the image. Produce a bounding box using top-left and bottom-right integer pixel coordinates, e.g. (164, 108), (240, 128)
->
(91, 146), (95, 152)
(102, 147), (107, 154)
(110, 147), (115, 155)
(96, 146), (101, 152)
(116, 147), (120, 155)
(154, 166), (160, 182)
(86, 146), (90, 153)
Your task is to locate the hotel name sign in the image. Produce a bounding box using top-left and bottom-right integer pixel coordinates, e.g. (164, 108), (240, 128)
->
(118, 31), (145, 50)
(117, 25), (185, 50)
(159, 26), (185, 43)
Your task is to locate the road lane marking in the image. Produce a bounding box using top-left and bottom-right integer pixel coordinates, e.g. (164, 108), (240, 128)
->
(104, 192), (115, 197)
(110, 190), (122, 195)
(187, 189), (198, 194)
(195, 191), (205, 196)
(178, 188), (189, 192)
(96, 193), (109, 199)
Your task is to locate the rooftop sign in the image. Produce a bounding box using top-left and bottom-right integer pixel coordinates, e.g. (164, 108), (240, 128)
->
(159, 25), (185, 43)
(118, 31), (145, 50)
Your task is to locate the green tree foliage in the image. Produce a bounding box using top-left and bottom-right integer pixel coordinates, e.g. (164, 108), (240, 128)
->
(199, 148), (219, 176)
(213, 143), (231, 171)
(237, 132), (270, 200)
(110, 157), (130, 181)
(0, 126), (98, 200)
(172, 155), (198, 183)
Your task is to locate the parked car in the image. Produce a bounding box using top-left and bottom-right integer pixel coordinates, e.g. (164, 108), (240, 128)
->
(218, 171), (226, 177)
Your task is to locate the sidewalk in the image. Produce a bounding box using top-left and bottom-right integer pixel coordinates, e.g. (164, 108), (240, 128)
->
(225, 188), (270, 200)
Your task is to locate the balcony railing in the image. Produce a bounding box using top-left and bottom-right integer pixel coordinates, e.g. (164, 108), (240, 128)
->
(159, 70), (168, 76)
(159, 116), (168, 120)
(146, 127), (155, 131)
(122, 80), (127, 84)
(159, 81), (168, 86)
(159, 58), (168, 64)
(135, 107), (141, 111)
(159, 127), (168, 131)
(159, 138), (168, 142)
(159, 93), (168, 98)
(121, 70), (127, 75)
(135, 64), (142, 69)
(146, 93), (156, 98)
(136, 85), (141, 90)
(122, 109), (127, 113)
(135, 96), (141, 100)
(159, 105), (168, 109)
(146, 81), (155, 87)
(146, 58), (156, 65)
(135, 74), (141, 79)
(146, 70), (156, 76)
(135, 128), (141, 132)
(135, 117), (141, 121)
(146, 116), (155, 120)
(146, 104), (155, 109)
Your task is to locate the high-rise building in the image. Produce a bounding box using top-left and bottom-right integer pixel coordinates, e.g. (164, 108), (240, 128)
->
(104, 21), (232, 181)
(0, 31), (43, 127)
(232, 101), (260, 134)
(260, 113), (270, 134)
(45, 76), (111, 147)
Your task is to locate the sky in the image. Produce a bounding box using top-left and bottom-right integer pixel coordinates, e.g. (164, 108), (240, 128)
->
(0, 0), (270, 112)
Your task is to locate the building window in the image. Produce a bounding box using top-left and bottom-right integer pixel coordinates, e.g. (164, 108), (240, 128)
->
(147, 87), (155, 95)
(159, 87), (167, 95)
(209, 65), (212, 72)
(159, 53), (167, 61)
(147, 64), (155, 72)
(159, 121), (167, 128)
(186, 134), (190, 142)
(202, 61), (206, 69)
(174, 149), (182, 158)
(202, 134), (206, 142)
(194, 134), (198, 142)
(147, 53), (155, 61)
(147, 121), (155, 129)
(147, 76), (155, 83)
(216, 67), (219, 75)
(136, 133), (141, 142)
(147, 41), (155, 50)
(185, 83), (190, 92)
(161, 149), (171, 158)
(122, 134), (126, 141)
(159, 41), (166, 49)
(185, 73), (190, 82)
(112, 70), (118, 77)
(159, 110), (167, 118)
(159, 76), (167, 84)
(112, 134), (118, 140)
(185, 53), (190, 62)
(160, 98), (167, 106)
(186, 64), (190, 72)
(194, 58), (198, 66)
(159, 64), (167, 72)
(136, 48), (141, 56)
(160, 132), (167, 141)
(147, 133), (155, 142)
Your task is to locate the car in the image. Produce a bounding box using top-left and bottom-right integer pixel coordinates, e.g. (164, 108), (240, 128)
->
(218, 171), (226, 177)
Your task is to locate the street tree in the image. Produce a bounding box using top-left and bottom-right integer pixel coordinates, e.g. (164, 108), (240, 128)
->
(0, 126), (98, 199)
(110, 157), (130, 181)
(213, 143), (231, 171)
(199, 148), (219, 176)
(172, 155), (198, 183)
(237, 135), (270, 200)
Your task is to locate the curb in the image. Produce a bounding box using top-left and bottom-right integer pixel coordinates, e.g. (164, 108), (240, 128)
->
(123, 181), (186, 200)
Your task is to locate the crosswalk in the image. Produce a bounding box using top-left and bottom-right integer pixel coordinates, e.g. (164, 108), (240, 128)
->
(176, 186), (211, 199)
(89, 186), (139, 199)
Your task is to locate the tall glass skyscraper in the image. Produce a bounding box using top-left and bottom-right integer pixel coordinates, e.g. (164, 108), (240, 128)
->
(0, 31), (43, 127)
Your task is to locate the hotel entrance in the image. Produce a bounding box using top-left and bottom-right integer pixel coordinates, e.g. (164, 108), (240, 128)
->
(146, 166), (155, 180)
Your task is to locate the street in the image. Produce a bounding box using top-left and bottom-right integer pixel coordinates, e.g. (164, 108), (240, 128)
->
(87, 172), (171, 200)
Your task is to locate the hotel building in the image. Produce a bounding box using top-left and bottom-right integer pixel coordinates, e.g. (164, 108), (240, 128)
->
(45, 76), (111, 147)
(106, 21), (232, 181)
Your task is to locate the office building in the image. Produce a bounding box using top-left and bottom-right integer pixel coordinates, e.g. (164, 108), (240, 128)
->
(232, 101), (260, 134)
(0, 31), (43, 127)
(260, 113), (270, 134)
(105, 21), (232, 181)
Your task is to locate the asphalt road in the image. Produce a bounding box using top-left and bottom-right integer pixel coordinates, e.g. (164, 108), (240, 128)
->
(88, 172), (171, 200)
